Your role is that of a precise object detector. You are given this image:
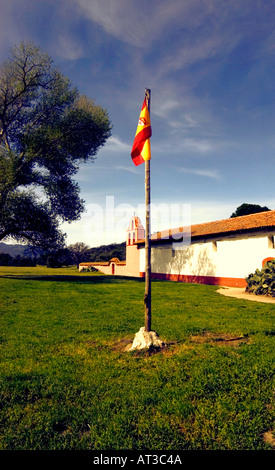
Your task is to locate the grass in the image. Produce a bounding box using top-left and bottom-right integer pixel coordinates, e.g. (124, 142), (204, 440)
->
(0, 266), (274, 450)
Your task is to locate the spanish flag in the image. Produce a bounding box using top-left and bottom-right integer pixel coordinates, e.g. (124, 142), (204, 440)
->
(131, 98), (152, 166)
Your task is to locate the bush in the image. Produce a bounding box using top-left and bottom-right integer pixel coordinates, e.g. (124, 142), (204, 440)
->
(0, 253), (36, 266)
(246, 259), (275, 297)
(46, 255), (62, 268)
(0, 253), (13, 266)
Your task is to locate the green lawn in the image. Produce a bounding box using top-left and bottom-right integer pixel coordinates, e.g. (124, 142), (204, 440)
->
(0, 266), (274, 450)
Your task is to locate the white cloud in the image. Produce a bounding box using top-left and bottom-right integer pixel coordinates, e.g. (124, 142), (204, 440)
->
(180, 167), (220, 179)
(71, 0), (248, 54)
(153, 99), (182, 118)
(152, 135), (220, 156)
(71, 0), (199, 47)
(104, 136), (131, 153)
(55, 34), (84, 60)
(182, 138), (217, 153)
(190, 201), (236, 224)
(115, 165), (138, 174)
(158, 29), (241, 75)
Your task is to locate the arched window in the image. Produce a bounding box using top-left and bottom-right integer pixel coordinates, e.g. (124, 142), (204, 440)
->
(132, 232), (136, 244)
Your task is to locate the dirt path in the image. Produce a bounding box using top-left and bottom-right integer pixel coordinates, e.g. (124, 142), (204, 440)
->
(217, 286), (275, 304)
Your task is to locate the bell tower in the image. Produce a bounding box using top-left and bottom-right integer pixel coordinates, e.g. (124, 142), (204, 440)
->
(126, 215), (145, 246)
(125, 215), (145, 276)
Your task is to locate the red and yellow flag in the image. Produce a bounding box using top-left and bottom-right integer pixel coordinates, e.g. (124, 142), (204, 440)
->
(131, 98), (152, 166)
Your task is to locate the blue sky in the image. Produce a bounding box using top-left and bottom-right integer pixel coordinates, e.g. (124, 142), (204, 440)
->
(1, 0), (274, 246)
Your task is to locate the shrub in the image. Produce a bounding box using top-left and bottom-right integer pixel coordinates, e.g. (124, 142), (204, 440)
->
(0, 253), (13, 266)
(0, 253), (36, 266)
(246, 259), (275, 297)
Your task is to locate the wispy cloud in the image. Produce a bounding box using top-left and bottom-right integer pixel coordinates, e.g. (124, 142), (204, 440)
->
(55, 34), (84, 60)
(182, 138), (217, 153)
(158, 30), (241, 75)
(72, 0), (199, 47)
(153, 99), (182, 118)
(152, 136), (220, 156)
(180, 167), (220, 179)
(115, 165), (138, 174)
(104, 136), (131, 153)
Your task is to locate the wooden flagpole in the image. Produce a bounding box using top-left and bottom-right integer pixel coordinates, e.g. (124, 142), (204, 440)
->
(144, 88), (151, 332)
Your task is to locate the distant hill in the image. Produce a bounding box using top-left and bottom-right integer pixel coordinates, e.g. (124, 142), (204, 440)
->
(87, 242), (126, 262)
(0, 242), (28, 257)
(0, 241), (126, 264)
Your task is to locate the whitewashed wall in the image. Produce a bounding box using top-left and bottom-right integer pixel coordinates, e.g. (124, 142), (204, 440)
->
(139, 233), (275, 280)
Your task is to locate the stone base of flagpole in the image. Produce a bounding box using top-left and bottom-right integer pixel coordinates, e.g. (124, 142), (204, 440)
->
(126, 327), (166, 352)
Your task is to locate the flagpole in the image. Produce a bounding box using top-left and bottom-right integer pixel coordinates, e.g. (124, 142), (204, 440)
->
(144, 88), (151, 332)
(129, 89), (165, 351)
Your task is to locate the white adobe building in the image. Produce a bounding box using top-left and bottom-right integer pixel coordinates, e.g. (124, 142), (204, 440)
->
(79, 210), (275, 288)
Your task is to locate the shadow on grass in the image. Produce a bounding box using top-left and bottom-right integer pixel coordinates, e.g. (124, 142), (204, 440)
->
(0, 273), (145, 285)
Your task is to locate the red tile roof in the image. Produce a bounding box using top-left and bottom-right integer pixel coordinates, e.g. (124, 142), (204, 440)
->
(79, 259), (126, 267)
(136, 210), (275, 244)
